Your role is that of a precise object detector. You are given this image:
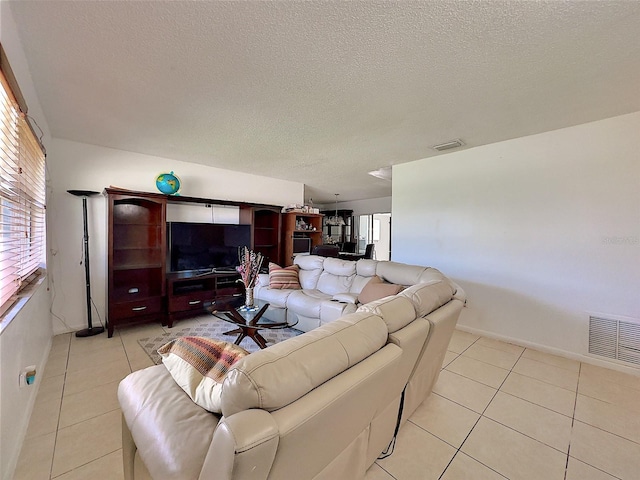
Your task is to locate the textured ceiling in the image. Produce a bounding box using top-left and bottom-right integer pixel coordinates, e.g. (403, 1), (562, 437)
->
(7, 1), (640, 203)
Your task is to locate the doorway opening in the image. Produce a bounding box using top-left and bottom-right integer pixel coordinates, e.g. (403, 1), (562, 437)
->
(358, 213), (391, 261)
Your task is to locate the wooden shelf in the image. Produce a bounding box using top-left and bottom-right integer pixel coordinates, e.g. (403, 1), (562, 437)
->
(106, 189), (167, 337)
(282, 212), (324, 266)
(253, 207), (282, 266)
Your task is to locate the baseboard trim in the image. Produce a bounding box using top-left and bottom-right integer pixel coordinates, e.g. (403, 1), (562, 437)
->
(455, 324), (640, 377)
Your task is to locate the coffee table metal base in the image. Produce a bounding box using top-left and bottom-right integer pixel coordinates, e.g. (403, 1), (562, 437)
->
(223, 326), (270, 349)
(219, 302), (288, 349)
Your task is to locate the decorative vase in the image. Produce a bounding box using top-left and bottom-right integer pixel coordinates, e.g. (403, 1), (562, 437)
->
(245, 287), (254, 309)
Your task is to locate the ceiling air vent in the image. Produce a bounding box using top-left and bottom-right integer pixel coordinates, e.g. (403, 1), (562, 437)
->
(589, 316), (640, 366)
(432, 139), (465, 152)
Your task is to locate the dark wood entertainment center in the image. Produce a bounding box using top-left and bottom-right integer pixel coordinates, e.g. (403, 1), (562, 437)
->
(104, 187), (282, 337)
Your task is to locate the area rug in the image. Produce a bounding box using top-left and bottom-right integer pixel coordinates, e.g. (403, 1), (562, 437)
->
(138, 317), (303, 364)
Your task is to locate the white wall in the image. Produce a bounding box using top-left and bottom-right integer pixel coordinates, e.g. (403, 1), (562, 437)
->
(0, 282), (52, 480)
(393, 112), (640, 370)
(46, 138), (304, 334)
(1, 4), (54, 479)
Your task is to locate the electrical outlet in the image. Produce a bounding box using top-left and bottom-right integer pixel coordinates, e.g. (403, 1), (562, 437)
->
(19, 365), (36, 387)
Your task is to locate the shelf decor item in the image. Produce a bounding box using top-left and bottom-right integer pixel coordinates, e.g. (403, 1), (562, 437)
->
(236, 246), (264, 309)
(155, 171), (181, 195)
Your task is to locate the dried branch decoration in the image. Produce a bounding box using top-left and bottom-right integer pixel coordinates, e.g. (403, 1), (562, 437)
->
(236, 246), (264, 288)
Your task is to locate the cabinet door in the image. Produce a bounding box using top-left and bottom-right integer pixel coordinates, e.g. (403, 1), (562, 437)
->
(111, 268), (164, 302)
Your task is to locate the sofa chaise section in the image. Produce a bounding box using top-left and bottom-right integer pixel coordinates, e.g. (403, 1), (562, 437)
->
(118, 311), (405, 479)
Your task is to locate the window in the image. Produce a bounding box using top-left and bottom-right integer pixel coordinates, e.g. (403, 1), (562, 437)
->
(0, 58), (46, 317)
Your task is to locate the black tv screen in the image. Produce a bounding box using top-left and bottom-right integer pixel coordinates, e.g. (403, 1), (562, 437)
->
(292, 237), (311, 254)
(167, 222), (252, 272)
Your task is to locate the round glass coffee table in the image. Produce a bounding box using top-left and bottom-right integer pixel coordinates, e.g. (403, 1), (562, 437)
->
(209, 297), (296, 349)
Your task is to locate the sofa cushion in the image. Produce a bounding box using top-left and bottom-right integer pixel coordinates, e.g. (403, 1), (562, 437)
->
(255, 286), (294, 308)
(158, 337), (249, 413)
(118, 365), (220, 480)
(287, 289), (332, 318)
(356, 259), (378, 277)
(313, 247), (357, 298)
(269, 263), (302, 290)
(221, 311), (389, 416)
(357, 295), (416, 333)
(358, 275), (404, 304)
(323, 257), (357, 276)
(294, 254), (326, 270)
(399, 280), (454, 317)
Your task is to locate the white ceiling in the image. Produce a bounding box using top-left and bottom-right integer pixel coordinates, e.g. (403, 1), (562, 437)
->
(7, 1), (640, 203)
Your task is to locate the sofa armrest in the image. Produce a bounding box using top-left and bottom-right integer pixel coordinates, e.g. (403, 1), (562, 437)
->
(320, 299), (358, 325)
(451, 282), (467, 303)
(200, 409), (279, 480)
(332, 292), (358, 304)
(257, 273), (270, 287)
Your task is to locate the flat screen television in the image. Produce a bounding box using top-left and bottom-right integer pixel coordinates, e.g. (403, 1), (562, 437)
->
(167, 222), (252, 273)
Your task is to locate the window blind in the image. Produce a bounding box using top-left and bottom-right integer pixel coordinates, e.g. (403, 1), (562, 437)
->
(0, 69), (46, 313)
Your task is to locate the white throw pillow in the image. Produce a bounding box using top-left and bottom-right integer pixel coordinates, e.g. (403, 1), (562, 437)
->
(158, 336), (249, 413)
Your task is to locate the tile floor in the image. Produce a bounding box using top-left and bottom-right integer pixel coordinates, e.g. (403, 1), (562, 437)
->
(14, 319), (640, 479)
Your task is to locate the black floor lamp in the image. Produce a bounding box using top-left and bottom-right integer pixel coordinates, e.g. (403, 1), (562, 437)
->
(67, 190), (104, 337)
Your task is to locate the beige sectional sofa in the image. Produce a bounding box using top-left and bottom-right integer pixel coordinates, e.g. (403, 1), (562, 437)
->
(254, 255), (462, 332)
(117, 260), (466, 479)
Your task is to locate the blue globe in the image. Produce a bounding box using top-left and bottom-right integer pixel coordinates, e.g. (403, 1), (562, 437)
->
(155, 171), (181, 195)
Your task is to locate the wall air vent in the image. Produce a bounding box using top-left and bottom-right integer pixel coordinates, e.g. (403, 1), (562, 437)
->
(432, 139), (465, 152)
(589, 316), (640, 366)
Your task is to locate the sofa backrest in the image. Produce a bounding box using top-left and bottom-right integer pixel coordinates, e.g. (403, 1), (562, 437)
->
(376, 261), (428, 286)
(418, 267), (454, 287)
(399, 280), (455, 317)
(350, 260), (458, 296)
(401, 298), (464, 424)
(316, 257), (357, 294)
(357, 295), (415, 334)
(294, 255), (362, 295)
(221, 311), (389, 417)
(357, 278), (461, 433)
(396, 281), (463, 423)
(349, 259), (378, 293)
(293, 254), (325, 289)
